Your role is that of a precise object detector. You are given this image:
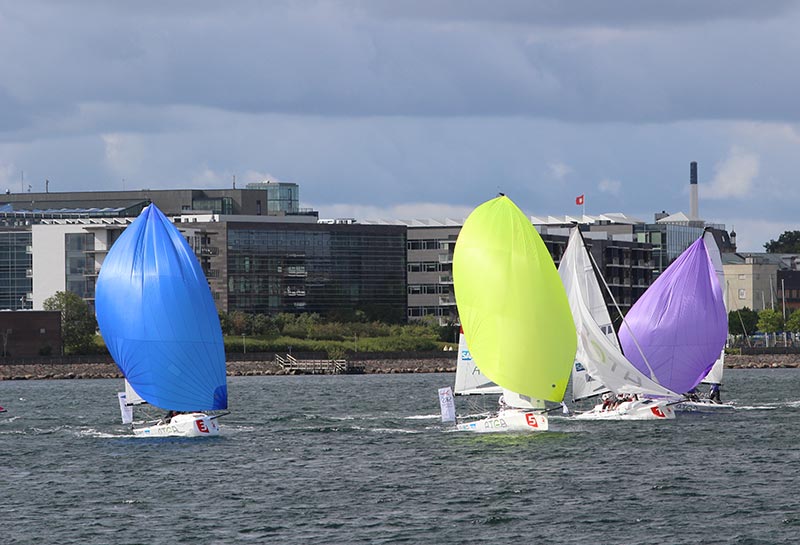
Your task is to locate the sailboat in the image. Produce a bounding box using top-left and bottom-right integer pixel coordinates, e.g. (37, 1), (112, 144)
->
(559, 228), (680, 420)
(444, 327), (545, 424)
(439, 195), (576, 433)
(676, 232), (734, 412)
(0, 404), (6, 413)
(96, 204), (228, 437)
(616, 230), (728, 412)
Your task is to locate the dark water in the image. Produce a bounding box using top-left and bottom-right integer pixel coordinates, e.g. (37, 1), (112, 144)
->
(1, 369), (798, 545)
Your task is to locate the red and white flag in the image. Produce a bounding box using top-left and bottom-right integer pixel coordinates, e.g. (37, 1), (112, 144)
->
(575, 194), (585, 206)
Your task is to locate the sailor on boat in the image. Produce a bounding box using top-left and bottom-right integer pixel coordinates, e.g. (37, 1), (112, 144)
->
(708, 383), (722, 403)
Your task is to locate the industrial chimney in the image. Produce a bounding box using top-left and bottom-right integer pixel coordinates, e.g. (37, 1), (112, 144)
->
(689, 161), (698, 220)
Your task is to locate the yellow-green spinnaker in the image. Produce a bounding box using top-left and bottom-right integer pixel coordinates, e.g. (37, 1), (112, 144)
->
(453, 195), (577, 402)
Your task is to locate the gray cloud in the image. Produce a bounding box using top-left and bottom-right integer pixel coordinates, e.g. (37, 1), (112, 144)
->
(2, 1), (800, 251)
(3, 0), (800, 131)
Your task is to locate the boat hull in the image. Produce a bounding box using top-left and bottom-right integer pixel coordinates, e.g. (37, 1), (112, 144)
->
(455, 410), (548, 433)
(574, 399), (675, 421)
(132, 413), (220, 438)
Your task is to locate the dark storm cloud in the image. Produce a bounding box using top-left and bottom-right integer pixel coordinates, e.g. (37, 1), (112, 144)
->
(3, 0), (800, 132)
(360, 0), (796, 26)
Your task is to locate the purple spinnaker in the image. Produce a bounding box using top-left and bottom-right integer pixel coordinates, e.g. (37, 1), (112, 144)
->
(618, 237), (727, 394)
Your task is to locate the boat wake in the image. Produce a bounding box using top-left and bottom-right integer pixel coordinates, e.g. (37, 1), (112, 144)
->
(369, 427), (421, 434)
(735, 404), (779, 411)
(76, 428), (123, 439)
(403, 414), (440, 420)
(735, 399), (800, 410)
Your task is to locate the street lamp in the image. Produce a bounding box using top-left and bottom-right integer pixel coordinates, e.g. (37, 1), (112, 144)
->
(241, 333), (246, 354)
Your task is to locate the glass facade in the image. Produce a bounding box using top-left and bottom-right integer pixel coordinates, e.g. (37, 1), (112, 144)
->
(0, 231), (32, 310)
(226, 223), (407, 322)
(65, 233), (94, 299)
(193, 197), (234, 215)
(635, 224), (704, 274)
(245, 182), (300, 214)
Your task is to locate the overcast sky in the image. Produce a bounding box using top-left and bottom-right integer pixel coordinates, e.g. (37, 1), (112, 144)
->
(2, 0), (800, 251)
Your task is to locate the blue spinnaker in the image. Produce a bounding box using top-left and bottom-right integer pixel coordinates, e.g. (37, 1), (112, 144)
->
(96, 204), (228, 411)
(618, 236), (727, 394)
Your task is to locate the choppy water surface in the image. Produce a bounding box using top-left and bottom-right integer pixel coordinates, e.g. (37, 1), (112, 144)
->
(1, 369), (798, 544)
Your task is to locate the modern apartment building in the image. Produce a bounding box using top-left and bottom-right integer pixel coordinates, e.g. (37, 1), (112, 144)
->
(24, 211), (407, 322)
(4, 184), (408, 321)
(1, 182), (312, 218)
(723, 252), (800, 314)
(0, 229), (32, 310)
(364, 218), (655, 325)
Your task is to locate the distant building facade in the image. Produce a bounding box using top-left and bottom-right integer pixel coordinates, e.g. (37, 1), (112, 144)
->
(1, 183), (313, 218)
(364, 218), (654, 325)
(724, 253), (800, 314)
(778, 270), (800, 315)
(0, 229), (32, 310)
(209, 217), (407, 321)
(0, 310), (61, 358)
(25, 212), (407, 322)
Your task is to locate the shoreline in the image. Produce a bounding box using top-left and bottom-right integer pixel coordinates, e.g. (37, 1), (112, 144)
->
(0, 354), (799, 380)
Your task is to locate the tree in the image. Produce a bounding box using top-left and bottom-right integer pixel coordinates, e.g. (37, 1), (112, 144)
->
(764, 231), (800, 253)
(785, 309), (800, 334)
(43, 291), (98, 355)
(757, 308), (783, 334)
(728, 307), (758, 336)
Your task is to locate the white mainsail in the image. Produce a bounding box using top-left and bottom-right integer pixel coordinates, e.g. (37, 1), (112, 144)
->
(701, 231), (725, 386)
(558, 228), (679, 400)
(453, 331), (503, 396)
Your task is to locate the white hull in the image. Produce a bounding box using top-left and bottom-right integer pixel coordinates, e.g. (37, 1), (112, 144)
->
(674, 400), (734, 413)
(455, 409), (548, 433)
(132, 413), (220, 437)
(574, 399), (675, 421)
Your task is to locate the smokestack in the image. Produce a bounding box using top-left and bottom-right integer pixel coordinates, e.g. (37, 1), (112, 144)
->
(689, 161), (698, 220)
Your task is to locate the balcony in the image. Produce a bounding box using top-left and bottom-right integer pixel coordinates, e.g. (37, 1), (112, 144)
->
(199, 247), (219, 256)
(438, 253), (453, 264)
(439, 275), (453, 284)
(285, 288), (307, 297)
(438, 296), (456, 306)
(285, 266), (308, 278)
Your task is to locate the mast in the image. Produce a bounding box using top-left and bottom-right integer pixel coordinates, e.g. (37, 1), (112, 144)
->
(577, 228), (661, 383)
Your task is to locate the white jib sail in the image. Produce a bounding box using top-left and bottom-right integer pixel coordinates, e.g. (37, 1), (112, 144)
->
(124, 379), (146, 406)
(118, 392), (134, 424)
(500, 389), (545, 410)
(559, 229), (679, 400)
(438, 387), (456, 423)
(453, 331), (503, 395)
(701, 231), (725, 385)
